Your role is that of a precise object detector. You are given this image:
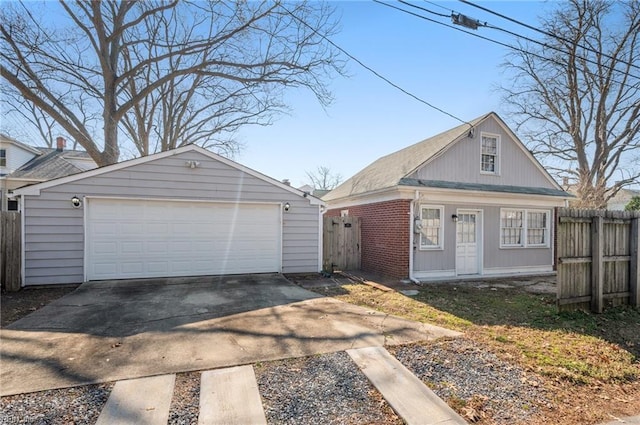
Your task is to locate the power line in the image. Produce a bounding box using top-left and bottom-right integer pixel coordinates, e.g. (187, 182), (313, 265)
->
(373, 0), (639, 89)
(398, 0), (448, 18)
(395, 0), (639, 80)
(484, 22), (640, 80)
(423, 1), (452, 13)
(279, 3), (472, 127)
(459, 0), (640, 73)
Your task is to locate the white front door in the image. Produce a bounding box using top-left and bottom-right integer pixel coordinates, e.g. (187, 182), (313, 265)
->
(456, 211), (480, 275)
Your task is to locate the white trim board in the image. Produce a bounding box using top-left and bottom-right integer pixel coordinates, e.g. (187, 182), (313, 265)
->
(482, 265), (554, 276)
(413, 265), (554, 282)
(413, 270), (457, 280)
(326, 186), (567, 210)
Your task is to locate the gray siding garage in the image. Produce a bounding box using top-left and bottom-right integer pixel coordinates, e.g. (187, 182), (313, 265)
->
(15, 146), (322, 286)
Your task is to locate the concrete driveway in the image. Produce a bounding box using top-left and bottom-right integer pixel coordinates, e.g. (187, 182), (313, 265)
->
(0, 274), (459, 396)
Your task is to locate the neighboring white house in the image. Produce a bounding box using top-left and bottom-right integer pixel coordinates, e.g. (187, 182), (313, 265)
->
(14, 144), (324, 286)
(0, 134), (96, 211)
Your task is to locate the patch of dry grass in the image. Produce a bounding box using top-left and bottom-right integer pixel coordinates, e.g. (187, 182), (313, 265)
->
(321, 282), (640, 425)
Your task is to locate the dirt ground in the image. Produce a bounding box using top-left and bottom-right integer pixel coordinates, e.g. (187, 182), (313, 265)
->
(1, 285), (79, 327)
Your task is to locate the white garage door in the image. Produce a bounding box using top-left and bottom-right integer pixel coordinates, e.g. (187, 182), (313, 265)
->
(86, 198), (281, 280)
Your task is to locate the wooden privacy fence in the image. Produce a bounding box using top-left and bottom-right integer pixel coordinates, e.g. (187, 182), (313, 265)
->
(323, 216), (361, 273)
(1, 211), (21, 292)
(556, 208), (639, 313)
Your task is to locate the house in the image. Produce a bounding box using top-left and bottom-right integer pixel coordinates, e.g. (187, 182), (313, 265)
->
(0, 134), (97, 211)
(298, 184), (330, 199)
(559, 180), (639, 210)
(322, 112), (571, 281)
(14, 145), (323, 286)
(608, 188), (640, 211)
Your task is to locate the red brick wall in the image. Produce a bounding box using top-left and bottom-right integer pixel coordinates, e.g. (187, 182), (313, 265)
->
(326, 199), (411, 279)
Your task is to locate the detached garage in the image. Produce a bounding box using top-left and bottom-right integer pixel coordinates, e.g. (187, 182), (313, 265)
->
(14, 145), (323, 286)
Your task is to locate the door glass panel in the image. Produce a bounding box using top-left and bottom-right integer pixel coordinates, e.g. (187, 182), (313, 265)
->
(456, 213), (476, 243)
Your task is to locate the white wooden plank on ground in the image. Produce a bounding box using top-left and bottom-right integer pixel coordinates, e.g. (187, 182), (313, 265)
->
(95, 374), (175, 425)
(198, 365), (267, 425)
(348, 346), (467, 425)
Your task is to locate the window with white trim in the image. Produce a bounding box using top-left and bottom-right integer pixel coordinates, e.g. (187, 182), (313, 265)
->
(500, 209), (550, 248)
(527, 211), (548, 245)
(0, 149), (6, 167)
(481, 134), (499, 174)
(419, 205), (444, 249)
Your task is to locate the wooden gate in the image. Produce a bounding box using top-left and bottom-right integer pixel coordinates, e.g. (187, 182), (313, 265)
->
(1, 211), (22, 292)
(323, 216), (361, 273)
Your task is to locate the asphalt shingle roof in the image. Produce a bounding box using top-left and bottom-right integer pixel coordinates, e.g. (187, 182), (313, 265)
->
(322, 112), (570, 202)
(8, 148), (94, 180)
(322, 113), (490, 202)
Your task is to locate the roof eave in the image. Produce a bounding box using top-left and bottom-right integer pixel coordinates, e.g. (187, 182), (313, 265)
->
(14, 145), (324, 205)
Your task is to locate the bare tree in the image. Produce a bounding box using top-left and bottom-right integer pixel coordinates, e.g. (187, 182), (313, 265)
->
(0, 86), (79, 149)
(306, 166), (342, 191)
(501, 0), (640, 208)
(1, 1), (344, 166)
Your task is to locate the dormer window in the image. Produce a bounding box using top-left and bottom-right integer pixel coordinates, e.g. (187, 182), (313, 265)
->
(481, 133), (499, 174)
(0, 149), (6, 167)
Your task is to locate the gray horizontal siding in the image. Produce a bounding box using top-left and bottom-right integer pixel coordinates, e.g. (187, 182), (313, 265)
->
(410, 118), (556, 189)
(482, 205), (552, 268)
(413, 203), (552, 274)
(22, 150), (320, 285)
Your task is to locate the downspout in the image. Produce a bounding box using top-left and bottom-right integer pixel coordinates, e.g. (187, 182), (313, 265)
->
(408, 191), (421, 285)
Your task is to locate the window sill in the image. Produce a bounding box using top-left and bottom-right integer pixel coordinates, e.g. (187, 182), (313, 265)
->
(419, 247), (444, 251)
(499, 245), (550, 249)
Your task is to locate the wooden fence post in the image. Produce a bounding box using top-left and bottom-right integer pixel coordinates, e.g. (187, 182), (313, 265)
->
(631, 218), (639, 308)
(591, 215), (604, 313)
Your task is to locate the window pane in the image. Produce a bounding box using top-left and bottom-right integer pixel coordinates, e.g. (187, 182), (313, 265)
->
(527, 211), (548, 245)
(481, 155), (495, 172)
(501, 209), (524, 246)
(482, 136), (496, 154)
(420, 207), (442, 248)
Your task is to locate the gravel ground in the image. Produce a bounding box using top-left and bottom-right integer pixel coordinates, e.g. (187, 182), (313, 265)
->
(0, 384), (112, 425)
(254, 352), (402, 425)
(0, 342), (550, 424)
(168, 372), (200, 425)
(392, 337), (550, 424)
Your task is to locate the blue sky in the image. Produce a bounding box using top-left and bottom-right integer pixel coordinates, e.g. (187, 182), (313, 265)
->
(235, 1), (556, 187)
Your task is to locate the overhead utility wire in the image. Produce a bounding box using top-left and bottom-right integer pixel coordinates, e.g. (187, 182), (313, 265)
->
(374, 0), (639, 89)
(279, 4), (471, 127)
(398, 0), (448, 17)
(399, 0), (639, 80)
(484, 23), (640, 80)
(423, 1), (453, 13)
(459, 0), (640, 73)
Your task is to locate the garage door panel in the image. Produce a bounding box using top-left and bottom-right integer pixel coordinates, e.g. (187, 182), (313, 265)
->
(148, 262), (168, 274)
(121, 242), (143, 253)
(121, 262), (144, 274)
(86, 199), (281, 280)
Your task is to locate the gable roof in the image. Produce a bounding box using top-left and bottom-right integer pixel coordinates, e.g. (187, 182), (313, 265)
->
(14, 144), (324, 205)
(8, 148), (94, 180)
(0, 133), (42, 155)
(323, 112), (567, 202)
(323, 114), (488, 201)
